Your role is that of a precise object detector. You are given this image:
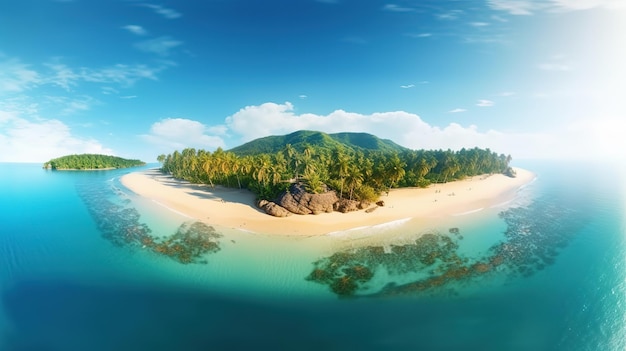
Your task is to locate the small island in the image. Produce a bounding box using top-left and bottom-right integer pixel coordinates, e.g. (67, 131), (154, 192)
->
(155, 130), (517, 218)
(43, 154), (146, 170)
(120, 130), (533, 236)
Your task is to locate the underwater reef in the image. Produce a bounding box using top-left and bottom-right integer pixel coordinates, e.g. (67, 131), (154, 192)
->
(77, 179), (222, 264)
(307, 196), (586, 297)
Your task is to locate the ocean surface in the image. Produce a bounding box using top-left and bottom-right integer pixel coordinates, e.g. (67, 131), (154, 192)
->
(0, 160), (624, 351)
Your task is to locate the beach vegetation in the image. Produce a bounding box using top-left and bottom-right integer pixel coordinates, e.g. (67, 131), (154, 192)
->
(157, 130), (513, 202)
(43, 154), (145, 170)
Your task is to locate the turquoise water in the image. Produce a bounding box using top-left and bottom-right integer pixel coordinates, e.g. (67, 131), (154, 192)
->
(0, 161), (624, 350)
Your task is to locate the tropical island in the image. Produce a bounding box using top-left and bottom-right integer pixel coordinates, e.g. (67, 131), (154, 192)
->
(156, 130), (516, 215)
(43, 154), (146, 170)
(121, 130), (533, 236)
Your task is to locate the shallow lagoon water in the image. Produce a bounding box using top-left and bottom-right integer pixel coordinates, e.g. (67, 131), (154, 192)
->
(0, 160), (624, 350)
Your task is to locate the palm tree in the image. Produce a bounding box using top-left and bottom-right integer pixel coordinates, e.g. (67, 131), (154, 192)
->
(385, 153), (406, 192)
(282, 143), (298, 179)
(440, 152), (460, 183)
(253, 154), (272, 187)
(273, 152), (288, 180)
(301, 144), (316, 179)
(332, 147), (350, 198)
(345, 164), (363, 200)
(200, 152), (215, 188)
(210, 147), (227, 185)
(226, 152), (242, 188)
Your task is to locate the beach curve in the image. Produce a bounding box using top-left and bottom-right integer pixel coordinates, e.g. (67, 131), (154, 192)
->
(120, 167), (535, 236)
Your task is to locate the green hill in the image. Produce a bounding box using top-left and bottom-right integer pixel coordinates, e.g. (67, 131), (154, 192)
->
(229, 130), (409, 156)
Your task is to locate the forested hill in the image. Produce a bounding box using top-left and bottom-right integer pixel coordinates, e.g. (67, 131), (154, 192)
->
(43, 154), (145, 170)
(228, 130), (408, 156)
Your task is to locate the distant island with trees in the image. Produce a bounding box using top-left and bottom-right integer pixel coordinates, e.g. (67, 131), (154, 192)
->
(43, 154), (146, 170)
(157, 130), (515, 216)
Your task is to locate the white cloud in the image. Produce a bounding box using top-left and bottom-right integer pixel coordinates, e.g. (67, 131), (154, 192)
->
(0, 59), (40, 93)
(400, 84), (415, 89)
(135, 36), (183, 56)
(44, 95), (96, 115)
(470, 22), (490, 27)
(491, 15), (509, 22)
(101, 87), (119, 95)
(449, 108), (467, 113)
(223, 102), (544, 157)
(383, 4), (414, 12)
(476, 99), (495, 107)
(141, 118), (226, 151)
(207, 125), (228, 135)
(487, 0), (536, 15)
(144, 102), (622, 161)
(44, 60), (170, 88)
(487, 0), (625, 15)
(299, 94), (308, 99)
(407, 33), (432, 38)
(498, 91), (516, 96)
(0, 110), (113, 162)
(44, 63), (80, 91)
(462, 34), (509, 45)
(551, 0), (626, 11)
(87, 64), (162, 84)
(123, 25), (148, 36)
(437, 10), (464, 20)
(141, 4), (181, 19)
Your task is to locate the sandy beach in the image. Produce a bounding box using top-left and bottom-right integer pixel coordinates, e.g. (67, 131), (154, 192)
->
(120, 167), (535, 236)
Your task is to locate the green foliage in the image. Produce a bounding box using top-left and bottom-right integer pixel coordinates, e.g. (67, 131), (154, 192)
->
(43, 154), (145, 170)
(304, 173), (325, 194)
(416, 177), (431, 188)
(158, 131), (514, 203)
(354, 185), (379, 202)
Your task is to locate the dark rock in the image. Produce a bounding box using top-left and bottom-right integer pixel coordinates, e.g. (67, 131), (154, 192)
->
(334, 198), (361, 213)
(376, 200), (385, 207)
(257, 199), (269, 208)
(263, 202), (292, 217)
(358, 200), (371, 209)
(277, 183), (338, 215)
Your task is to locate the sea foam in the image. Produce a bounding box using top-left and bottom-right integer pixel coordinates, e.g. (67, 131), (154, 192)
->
(327, 217), (413, 238)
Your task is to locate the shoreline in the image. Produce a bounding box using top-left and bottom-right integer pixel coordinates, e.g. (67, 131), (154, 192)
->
(120, 167), (535, 236)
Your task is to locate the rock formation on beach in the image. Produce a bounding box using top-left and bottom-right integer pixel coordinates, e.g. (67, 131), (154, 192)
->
(277, 183), (337, 215)
(257, 182), (373, 217)
(257, 199), (292, 217)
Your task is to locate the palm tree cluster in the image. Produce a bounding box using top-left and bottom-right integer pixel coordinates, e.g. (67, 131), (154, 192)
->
(158, 145), (512, 202)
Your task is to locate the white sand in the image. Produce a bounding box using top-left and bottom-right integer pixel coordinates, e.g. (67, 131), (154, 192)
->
(120, 168), (535, 236)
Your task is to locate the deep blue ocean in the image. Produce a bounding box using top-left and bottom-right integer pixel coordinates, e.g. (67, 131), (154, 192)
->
(0, 160), (624, 351)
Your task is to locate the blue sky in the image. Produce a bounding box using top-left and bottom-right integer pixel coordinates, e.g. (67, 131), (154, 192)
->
(1, 0), (624, 163)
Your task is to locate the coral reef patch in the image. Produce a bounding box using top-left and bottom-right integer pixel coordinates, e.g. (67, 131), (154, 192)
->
(77, 178), (222, 264)
(307, 196), (586, 297)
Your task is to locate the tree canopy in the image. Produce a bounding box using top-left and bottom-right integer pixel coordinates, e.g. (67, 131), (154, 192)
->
(158, 132), (513, 203)
(43, 154), (145, 170)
